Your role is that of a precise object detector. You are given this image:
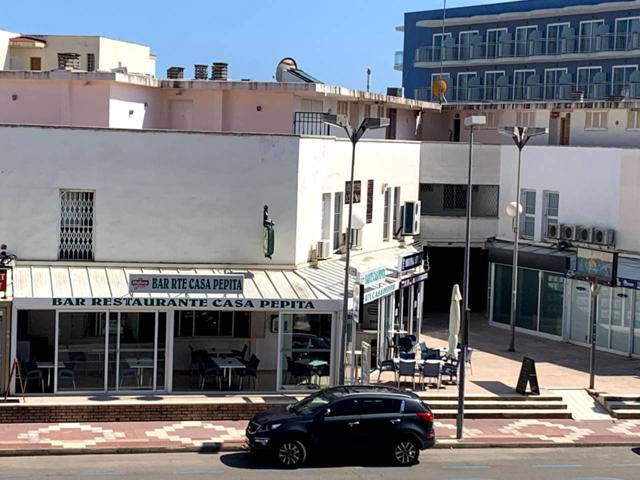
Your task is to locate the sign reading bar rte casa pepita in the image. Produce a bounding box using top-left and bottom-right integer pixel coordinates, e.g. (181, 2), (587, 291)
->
(128, 274), (244, 294)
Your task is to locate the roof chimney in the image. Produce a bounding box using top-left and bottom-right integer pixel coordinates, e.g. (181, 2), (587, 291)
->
(211, 62), (228, 81)
(194, 64), (208, 80)
(167, 66), (184, 79)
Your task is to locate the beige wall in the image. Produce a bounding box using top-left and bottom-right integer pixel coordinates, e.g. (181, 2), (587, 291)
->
(222, 90), (295, 134)
(98, 37), (154, 76)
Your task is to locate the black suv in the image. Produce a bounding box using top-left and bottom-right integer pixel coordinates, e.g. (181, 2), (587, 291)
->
(246, 385), (435, 467)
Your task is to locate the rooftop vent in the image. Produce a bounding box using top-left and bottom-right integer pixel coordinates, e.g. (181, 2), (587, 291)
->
(194, 64), (208, 80)
(167, 66), (184, 79)
(57, 52), (80, 70)
(211, 62), (228, 81)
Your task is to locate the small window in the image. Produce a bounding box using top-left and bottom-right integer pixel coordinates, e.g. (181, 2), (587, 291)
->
(520, 189), (536, 239)
(392, 187), (401, 236)
(87, 53), (96, 72)
(383, 189), (391, 241)
(333, 192), (344, 251)
(627, 109), (640, 130)
(337, 101), (349, 116)
(585, 110), (608, 130)
(328, 399), (359, 417)
(516, 111), (535, 127)
(377, 106), (385, 118)
(542, 190), (560, 238)
(364, 104), (372, 118)
(360, 398), (402, 415)
(59, 189), (95, 261)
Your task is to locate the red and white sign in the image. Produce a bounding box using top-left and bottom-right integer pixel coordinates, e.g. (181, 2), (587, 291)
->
(0, 269), (6, 292)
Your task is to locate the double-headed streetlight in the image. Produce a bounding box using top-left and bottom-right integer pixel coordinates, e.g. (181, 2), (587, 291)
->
(499, 126), (548, 353)
(323, 113), (390, 384)
(456, 115), (485, 439)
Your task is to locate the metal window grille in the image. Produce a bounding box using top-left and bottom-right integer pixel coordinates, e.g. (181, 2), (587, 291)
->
(542, 191), (560, 238)
(420, 184), (499, 217)
(87, 53), (96, 72)
(59, 190), (95, 260)
(293, 112), (330, 136)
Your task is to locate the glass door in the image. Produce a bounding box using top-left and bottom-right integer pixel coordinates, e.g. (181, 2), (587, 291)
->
(569, 280), (591, 344)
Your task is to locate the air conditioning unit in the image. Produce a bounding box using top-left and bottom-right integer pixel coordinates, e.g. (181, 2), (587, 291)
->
(402, 201), (421, 236)
(593, 228), (615, 246)
(546, 223), (561, 241)
(560, 224), (577, 241)
(317, 239), (331, 260)
(576, 226), (593, 243)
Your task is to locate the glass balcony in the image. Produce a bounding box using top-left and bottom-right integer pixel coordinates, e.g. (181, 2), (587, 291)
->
(394, 51), (403, 70)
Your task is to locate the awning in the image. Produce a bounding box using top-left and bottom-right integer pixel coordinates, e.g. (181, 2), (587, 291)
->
(9, 36), (46, 49)
(488, 241), (574, 274)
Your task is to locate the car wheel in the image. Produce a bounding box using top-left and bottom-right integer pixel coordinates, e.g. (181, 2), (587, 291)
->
(392, 436), (419, 466)
(275, 438), (308, 468)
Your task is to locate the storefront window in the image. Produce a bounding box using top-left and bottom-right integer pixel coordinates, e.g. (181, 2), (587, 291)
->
(570, 281), (591, 344)
(493, 265), (511, 325)
(610, 288), (631, 353)
(634, 292), (640, 355)
(16, 310), (55, 393)
(539, 273), (564, 336)
(516, 269), (539, 331)
(280, 313), (332, 390)
(176, 310), (251, 338)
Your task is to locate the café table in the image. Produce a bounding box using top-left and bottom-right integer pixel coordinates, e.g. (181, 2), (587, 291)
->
(36, 361), (67, 388)
(125, 358), (154, 387)
(213, 357), (246, 388)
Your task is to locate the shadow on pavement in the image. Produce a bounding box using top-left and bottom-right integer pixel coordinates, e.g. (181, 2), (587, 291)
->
(472, 380), (517, 395)
(219, 452), (419, 470)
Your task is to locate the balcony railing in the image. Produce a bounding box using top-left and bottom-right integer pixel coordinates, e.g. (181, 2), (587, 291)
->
(293, 112), (330, 136)
(415, 82), (640, 103)
(415, 32), (640, 64)
(394, 51), (403, 70)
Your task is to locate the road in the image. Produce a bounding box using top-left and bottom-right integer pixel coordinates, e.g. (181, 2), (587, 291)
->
(1, 447), (639, 479)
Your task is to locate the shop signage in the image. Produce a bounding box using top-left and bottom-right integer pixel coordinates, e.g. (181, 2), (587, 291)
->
(358, 267), (387, 287)
(363, 282), (398, 304)
(0, 269), (6, 292)
(617, 278), (639, 290)
(50, 297), (326, 310)
(399, 271), (429, 289)
(399, 251), (423, 272)
(128, 274), (244, 294)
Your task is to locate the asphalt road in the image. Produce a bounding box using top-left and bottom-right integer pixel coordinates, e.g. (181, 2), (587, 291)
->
(1, 447), (640, 479)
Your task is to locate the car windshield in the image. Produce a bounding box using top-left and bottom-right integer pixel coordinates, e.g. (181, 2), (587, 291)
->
(290, 391), (335, 415)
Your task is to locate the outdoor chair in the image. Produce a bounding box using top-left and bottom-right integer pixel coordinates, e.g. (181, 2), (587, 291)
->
(441, 359), (459, 385)
(419, 341), (428, 352)
(376, 359), (397, 383)
(58, 362), (77, 390)
(399, 351), (415, 360)
(420, 362), (441, 390)
(199, 359), (222, 390)
(20, 360), (44, 393)
(397, 336), (414, 354)
(119, 362), (138, 388)
(188, 345), (209, 374)
(422, 348), (440, 361)
(397, 359), (418, 389)
(231, 344), (249, 361)
(237, 354), (260, 390)
(286, 356), (311, 385)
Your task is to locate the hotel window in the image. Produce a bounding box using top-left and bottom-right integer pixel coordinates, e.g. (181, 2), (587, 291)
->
(515, 25), (537, 56)
(542, 191), (559, 239)
(546, 23), (570, 55)
(612, 65), (638, 97)
(432, 32), (452, 61)
(484, 71), (505, 101)
(59, 190), (95, 261)
(486, 28), (507, 59)
(513, 69), (536, 100)
(577, 66), (602, 99)
(87, 53), (96, 72)
(627, 109), (640, 130)
(516, 111), (535, 127)
(337, 101), (349, 116)
(458, 31), (479, 60)
(544, 68), (568, 100)
(585, 110), (608, 130)
(383, 188), (391, 241)
(333, 192), (343, 250)
(615, 17), (640, 51)
(579, 20), (604, 53)
(520, 189), (536, 240)
(456, 72), (477, 101)
(175, 310), (251, 338)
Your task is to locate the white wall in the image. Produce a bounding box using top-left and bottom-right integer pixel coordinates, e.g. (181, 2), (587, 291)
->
(109, 83), (162, 129)
(420, 142), (501, 184)
(570, 110), (640, 148)
(420, 217), (498, 245)
(99, 38), (154, 76)
(498, 145), (622, 241)
(618, 149), (640, 252)
(0, 30), (18, 70)
(0, 126), (301, 265)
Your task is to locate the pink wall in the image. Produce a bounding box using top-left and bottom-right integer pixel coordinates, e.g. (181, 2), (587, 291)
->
(221, 91), (295, 134)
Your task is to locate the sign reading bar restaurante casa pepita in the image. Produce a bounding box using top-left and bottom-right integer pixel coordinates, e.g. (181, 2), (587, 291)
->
(128, 274), (244, 294)
(51, 297), (319, 310)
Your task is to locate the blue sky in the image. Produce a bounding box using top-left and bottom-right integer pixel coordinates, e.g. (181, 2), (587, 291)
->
(2, 0), (511, 91)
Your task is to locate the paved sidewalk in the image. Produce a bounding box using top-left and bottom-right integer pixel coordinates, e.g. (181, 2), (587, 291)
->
(1, 418), (640, 455)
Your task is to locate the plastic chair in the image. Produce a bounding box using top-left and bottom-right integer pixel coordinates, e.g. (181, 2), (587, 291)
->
(376, 359), (397, 382)
(421, 362), (441, 390)
(21, 360), (44, 393)
(399, 351), (415, 360)
(397, 336), (414, 353)
(286, 356), (311, 385)
(231, 344), (249, 361)
(58, 362), (77, 390)
(441, 359), (459, 385)
(119, 362), (138, 388)
(237, 354), (260, 390)
(397, 359), (417, 389)
(188, 345), (209, 373)
(199, 359), (222, 390)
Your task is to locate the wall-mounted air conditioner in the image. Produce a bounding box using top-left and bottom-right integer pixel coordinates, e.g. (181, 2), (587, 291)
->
(560, 224), (577, 241)
(402, 201), (421, 236)
(317, 239), (331, 259)
(545, 223), (561, 241)
(593, 228), (615, 246)
(576, 226), (593, 243)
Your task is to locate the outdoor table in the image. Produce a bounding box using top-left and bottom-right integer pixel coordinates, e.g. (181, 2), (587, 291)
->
(295, 358), (329, 384)
(212, 357), (245, 388)
(210, 349), (234, 358)
(124, 358), (154, 387)
(36, 362), (67, 388)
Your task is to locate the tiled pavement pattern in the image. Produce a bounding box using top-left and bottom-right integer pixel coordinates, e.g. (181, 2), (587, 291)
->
(1, 418), (640, 453)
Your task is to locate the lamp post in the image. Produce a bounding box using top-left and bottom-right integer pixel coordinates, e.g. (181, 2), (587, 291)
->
(499, 127), (548, 352)
(322, 114), (390, 385)
(456, 115), (486, 439)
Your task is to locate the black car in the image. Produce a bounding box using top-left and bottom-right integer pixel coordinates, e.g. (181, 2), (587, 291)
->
(246, 385), (435, 468)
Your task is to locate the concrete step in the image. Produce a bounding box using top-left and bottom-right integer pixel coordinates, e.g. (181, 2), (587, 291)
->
(610, 409), (640, 419)
(604, 400), (640, 410)
(426, 400), (568, 410)
(431, 409), (572, 419)
(417, 394), (564, 402)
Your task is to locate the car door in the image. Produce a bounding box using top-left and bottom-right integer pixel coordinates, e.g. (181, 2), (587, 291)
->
(314, 398), (362, 453)
(356, 397), (403, 451)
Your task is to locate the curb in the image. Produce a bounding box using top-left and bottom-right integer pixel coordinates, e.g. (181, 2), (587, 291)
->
(1, 440), (638, 457)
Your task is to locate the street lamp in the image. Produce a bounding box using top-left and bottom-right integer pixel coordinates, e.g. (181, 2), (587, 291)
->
(322, 113), (390, 385)
(499, 126), (548, 353)
(456, 115), (485, 439)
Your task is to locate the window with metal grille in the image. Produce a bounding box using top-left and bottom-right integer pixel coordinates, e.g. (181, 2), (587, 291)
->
(392, 187), (401, 236)
(420, 183), (499, 217)
(542, 191), (559, 238)
(87, 53), (96, 72)
(383, 189), (391, 241)
(520, 189), (536, 240)
(59, 190), (95, 260)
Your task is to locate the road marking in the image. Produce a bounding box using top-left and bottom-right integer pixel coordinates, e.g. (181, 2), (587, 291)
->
(533, 464), (583, 469)
(613, 463), (640, 467)
(442, 464), (491, 469)
(175, 469), (223, 475)
(80, 472), (127, 477)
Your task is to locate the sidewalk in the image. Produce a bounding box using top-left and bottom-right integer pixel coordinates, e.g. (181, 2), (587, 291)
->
(1, 418), (639, 456)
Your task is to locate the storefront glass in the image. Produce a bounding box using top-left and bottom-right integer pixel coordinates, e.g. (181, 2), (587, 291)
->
(516, 268), (539, 331)
(539, 273), (564, 336)
(570, 281), (591, 344)
(596, 286), (612, 349)
(279, 313), (332, 390)
(493, 265), (512, 325)
(610, 288), (632, 353)
(634, 292), (640, 355)
(16, 310), (55, 393)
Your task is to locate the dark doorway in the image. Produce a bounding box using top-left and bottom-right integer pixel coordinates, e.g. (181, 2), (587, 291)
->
(452, 118), (461, 142)
(423, 247), (488, 313)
